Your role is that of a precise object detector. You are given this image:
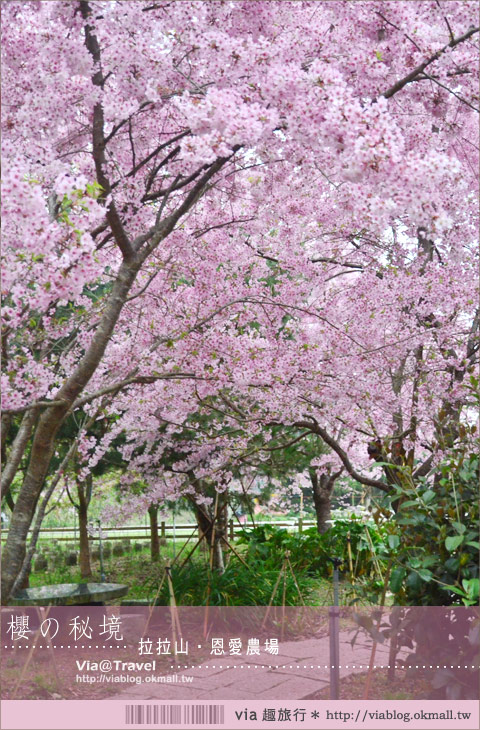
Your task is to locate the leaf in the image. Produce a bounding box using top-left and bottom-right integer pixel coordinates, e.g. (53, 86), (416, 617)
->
(389, 567), (405, 593)
(466, 541), (480, 549)
(445, 535), (464, 552)
(440, 584), (467, 597)
(399, 500), (419, 508)
(420, 555), (438, 568)
(445, 556), (460, 572)
(451, 521), (466, 534)
(462, 578), (479, 599)
(395, 516), (419, 526)
(417, 568), (433, 582)
(406, 571), (421, 591)
(387, 534), (400, 549)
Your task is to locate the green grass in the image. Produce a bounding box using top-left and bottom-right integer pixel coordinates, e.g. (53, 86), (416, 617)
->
(29, 540), (373, 606)
(27, 522), (389, 606)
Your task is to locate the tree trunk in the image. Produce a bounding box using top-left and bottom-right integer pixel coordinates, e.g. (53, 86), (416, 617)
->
(192, 497), (226, 573)
(18, 573), (30, 589)
(194, 503), (214, 542)
(1, 409), (38, 500)
(148, 504), (160, 561)
(1, 407), (65, 602)
(213, 538), (225, 573)
(309, 467), (342, 534)
(1, 262), (139, 603)
(214, 492), (228, 571)
(217, 493), (228, 553)
(77, 476), (93, 580)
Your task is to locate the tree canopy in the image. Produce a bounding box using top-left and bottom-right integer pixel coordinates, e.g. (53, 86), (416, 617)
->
(1, 0), (478, 602)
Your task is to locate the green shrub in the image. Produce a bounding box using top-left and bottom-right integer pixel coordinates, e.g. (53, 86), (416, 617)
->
(380, 453), (479, 605)
(237, 519), (388, 581)
(155, 558), (317, 606)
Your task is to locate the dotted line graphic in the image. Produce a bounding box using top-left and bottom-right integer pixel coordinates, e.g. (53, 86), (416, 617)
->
(4, 646), (478, 671)
(166, 663), (479, 671)
(4, 645), (127, 649)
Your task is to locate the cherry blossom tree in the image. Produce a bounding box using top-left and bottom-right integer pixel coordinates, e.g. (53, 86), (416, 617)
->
(2, 0), (478, 601)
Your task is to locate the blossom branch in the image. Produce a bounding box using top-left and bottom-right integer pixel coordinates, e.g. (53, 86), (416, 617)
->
(80, 1), (135, 261)
(382, 25), (479, 99)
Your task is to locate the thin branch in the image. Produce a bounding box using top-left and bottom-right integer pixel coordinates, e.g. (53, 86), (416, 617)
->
(419, 72), (479, 112)
(2, 373), (198, 416)
(112, 130), (190, 188)
(375, 10), (422, 52)
(2, 400), (70, 416)
(382, 25), (479, 99)
(142, 157), (218, 202)
(293, 419), (391, 492)
(128, 118), (136, 170)
(311, 256), (364, 270)
(413, 454), (434, 479)
(72, 373), (200, 410)
(104, 100), (154, 145)
(65, 480), (79, 509)
(125, 255), (173, 302)
(260, 431), (312, 452)
(193, 216), (256, 239)
(140, 145), (242, 259)
(80, 1), (135, 261)
(435, 0), (455, 43)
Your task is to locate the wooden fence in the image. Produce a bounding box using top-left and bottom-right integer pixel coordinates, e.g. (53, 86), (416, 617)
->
(0, 519), (317, 543)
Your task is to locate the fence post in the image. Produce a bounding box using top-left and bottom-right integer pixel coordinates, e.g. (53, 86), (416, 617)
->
(229, 519), (234, 541)
(298, 517), (303, 534)
(161, 521), (166, 539)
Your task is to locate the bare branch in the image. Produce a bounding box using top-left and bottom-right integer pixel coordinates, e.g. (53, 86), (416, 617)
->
(375, 10), (422, 52)
(139, 145), (242, 259)
(110, 130), (190, 189)
(311, 256), (364, 270)
(125, 256), (173, 302)
(293, 420), (391, 492)
(413, 454), (434, 479)
(193, 217), (256, 239)
(104, 100), (154, 145)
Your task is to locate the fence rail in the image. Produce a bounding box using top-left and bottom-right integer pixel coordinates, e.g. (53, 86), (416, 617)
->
(0, 519), (317, 543)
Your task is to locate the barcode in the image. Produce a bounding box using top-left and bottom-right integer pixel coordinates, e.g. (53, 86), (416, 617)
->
(125, 704), (225, 725)
(184, 705), (225, 724)
(125, 705), (181, 725)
